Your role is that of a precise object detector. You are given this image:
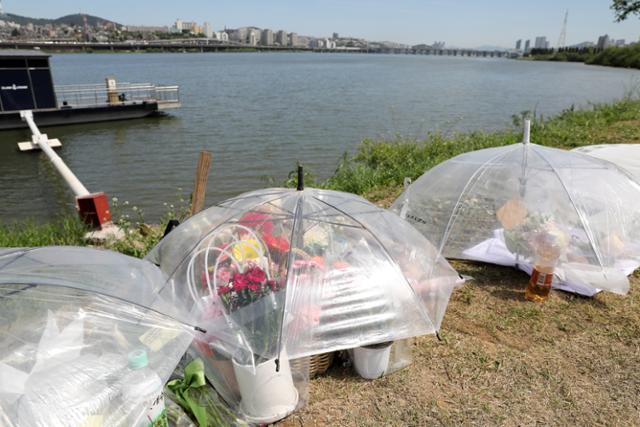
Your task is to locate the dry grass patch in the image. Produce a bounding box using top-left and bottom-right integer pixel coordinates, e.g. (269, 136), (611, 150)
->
(590, 119), (640, 145)
(280, 263), (640, 426)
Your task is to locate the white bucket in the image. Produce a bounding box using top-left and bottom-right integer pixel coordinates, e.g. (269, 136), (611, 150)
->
(232, 353), (299, 424)
(352, 342), (392, 379)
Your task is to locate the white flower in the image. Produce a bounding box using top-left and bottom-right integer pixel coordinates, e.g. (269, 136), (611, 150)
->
(304, 226), (329, 247)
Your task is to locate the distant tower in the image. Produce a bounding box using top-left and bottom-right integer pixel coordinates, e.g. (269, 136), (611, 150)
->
(0, 0), (5, 16)
(82, 13), (90, 41)
(557, 10), (568, 49)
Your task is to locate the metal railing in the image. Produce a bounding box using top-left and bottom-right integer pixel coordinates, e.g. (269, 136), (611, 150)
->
(54, 82), (180, 109)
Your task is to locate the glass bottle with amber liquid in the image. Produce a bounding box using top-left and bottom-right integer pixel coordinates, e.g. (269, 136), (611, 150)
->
(525, 232), (562, 302)
(525, 264), (555, 302)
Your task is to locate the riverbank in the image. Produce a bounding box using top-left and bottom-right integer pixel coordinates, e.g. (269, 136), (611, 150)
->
(527, 44), (640, 69)
(2, 97), (640, 425)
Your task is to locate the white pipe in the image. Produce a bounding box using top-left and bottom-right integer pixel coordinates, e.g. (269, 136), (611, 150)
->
(20, 111), (91, 198)
(523, 119), (531, 144)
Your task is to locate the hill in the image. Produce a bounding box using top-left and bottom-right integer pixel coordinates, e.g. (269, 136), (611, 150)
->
(3, 13), (121, 28)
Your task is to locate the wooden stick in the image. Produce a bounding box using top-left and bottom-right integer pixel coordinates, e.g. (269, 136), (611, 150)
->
(190, 150), (213, 216)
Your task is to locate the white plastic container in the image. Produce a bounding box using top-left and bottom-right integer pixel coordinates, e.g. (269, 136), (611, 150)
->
(232, 352), (299, 424)
(352, 342), (392, 379)
(121, 349), (168, 427)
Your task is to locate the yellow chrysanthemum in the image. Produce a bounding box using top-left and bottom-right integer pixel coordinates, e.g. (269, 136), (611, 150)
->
(232, 239), (261, 262)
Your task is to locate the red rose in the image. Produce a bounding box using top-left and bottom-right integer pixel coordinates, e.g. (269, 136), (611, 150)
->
(248, 283), (262, 292)
(217, 285), (232, 295)
(232, 273), (248, 292)
(245, 266), (266, 285)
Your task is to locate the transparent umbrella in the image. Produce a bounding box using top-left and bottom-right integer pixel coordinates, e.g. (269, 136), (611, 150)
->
(0, 247), (196, 427)
(147, 186), (460, 363)
(391, 122), (640, 296)
(573, 144), (640, 183)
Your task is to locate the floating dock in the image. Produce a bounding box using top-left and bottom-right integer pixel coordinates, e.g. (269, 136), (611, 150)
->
(0, 50), (180, 130)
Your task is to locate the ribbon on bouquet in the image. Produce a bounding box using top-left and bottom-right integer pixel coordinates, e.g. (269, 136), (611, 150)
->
(166, 359), (208, 427)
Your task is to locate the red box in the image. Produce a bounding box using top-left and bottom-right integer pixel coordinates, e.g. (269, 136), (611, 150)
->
(77, 192), (112, 228)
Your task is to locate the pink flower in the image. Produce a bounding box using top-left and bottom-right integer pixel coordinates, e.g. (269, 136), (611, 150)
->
(216, 267), (232, 284)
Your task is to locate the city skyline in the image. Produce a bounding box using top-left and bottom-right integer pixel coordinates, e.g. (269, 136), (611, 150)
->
(4, 0), (639, 48)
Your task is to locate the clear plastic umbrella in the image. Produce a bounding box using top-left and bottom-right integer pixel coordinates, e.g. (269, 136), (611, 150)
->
(392, 122), (640, 296)
(146, 186), (460, 422)
(0, 247), (196, 427)
(148, 187), (459, 362)
(573, 144), (640, 183)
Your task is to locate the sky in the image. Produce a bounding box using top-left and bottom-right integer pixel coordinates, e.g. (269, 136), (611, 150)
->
(4, 0), (640, 48)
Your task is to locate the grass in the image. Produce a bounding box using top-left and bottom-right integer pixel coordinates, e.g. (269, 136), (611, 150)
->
(0, 216), (87, 247)
(2, 97), (640, 425)
(280, 265), (640, 427)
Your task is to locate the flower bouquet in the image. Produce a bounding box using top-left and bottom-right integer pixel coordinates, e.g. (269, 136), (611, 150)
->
(187, 212), (299, 423)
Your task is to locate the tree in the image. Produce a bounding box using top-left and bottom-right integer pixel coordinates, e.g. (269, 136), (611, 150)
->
(611, 0), (640, 21)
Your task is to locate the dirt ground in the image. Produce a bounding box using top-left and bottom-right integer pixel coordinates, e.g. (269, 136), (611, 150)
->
(279, 261), (640, 426)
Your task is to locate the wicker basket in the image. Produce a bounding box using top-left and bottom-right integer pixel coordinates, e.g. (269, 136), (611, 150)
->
(290, 352), (335, 378)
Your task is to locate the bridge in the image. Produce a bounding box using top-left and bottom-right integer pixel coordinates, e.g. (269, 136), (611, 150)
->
(0, 41), (514, 58)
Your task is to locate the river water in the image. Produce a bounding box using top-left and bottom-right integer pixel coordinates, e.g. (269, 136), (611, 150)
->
(1, 53), (639, 222)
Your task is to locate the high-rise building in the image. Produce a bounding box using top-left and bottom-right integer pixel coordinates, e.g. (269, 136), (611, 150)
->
(534, 36), (548, 49)
(597, 34), (610, 49)
(515, 39), (522, 50)
(332, 32), (339, 40)
(229, 27), (248, 43)
(524, 39), (531, 53)
(203, 22), (213, 39)
(289, 32), (298, 47)
(247, 29), (259, 46)
(276, 30), (288, 46)
(261, 29), (274, 46)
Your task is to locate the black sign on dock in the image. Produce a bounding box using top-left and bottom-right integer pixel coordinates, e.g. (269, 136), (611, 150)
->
(0, 50), (57, 112)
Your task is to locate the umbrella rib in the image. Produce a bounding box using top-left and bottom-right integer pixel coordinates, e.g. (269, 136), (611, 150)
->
(0, 280), (206, 333)
(312, 196), (438, 334)
(531, 146), (606, 270)
(275, 195), (304, 369)
(435, 145), (521, 260)
(216, 189), (290, 205)
(0, 247), (37, 271)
